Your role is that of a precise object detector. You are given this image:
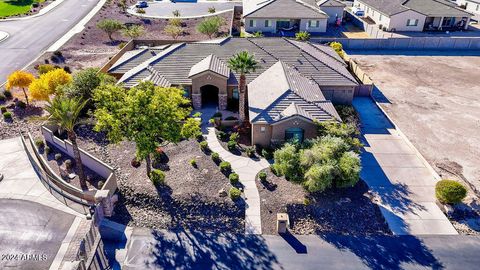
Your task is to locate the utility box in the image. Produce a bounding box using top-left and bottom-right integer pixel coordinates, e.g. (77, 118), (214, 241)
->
(277, 213), (289, 234)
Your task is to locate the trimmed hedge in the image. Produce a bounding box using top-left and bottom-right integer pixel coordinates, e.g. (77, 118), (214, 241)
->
(435, 179), (467, 204)
(229, 187), (241, 200)
(229, 173), (239, 184)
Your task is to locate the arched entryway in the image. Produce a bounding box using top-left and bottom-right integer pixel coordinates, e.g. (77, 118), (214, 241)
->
(285, 127), (304, 143)
(201, 85), (219, 107)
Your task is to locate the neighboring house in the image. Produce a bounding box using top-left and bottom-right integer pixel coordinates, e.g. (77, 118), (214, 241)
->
(317, 0), (347, 24)
(109, 37), (358, 146)
(457, 0), (480, 15)
(242, 0), (340, 34)
(353, 0), (472, 31)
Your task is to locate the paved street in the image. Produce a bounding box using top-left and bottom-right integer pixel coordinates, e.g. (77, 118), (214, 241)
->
(0, 0), (100, 84)
(118, 228), (480, 269)
(353, 97), (457, 235)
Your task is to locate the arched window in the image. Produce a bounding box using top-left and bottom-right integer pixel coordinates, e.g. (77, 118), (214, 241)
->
(232, 88), (239, 100)
(285, 127), (304, 143)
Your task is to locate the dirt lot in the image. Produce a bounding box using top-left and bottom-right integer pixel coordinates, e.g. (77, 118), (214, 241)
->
(350, 52), (480, 193)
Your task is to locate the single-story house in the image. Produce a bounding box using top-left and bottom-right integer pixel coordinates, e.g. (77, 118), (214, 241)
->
(457, 0), (480, 15)
(353, 0), (472, 31)
(242, 0), (344, 34)
(108, 37), (358, 146)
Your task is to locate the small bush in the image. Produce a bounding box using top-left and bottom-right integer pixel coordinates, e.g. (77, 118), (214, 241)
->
(211, 152), (220, 162)
(3, 90), (12, 99)
(217, 131), (227, 140)
(258, 171), (267, 182)
(252, 31), (264, 38)
(270, 164), (278, 176)
(150, 169), (165, 186)
(0, 106), (6, 113)
(199, 141), (209, 151)
(262, 148), (273, 160)
(330, 41), (345, 58)
(208, 7), (216, 13)
(229, 173), (239, 184)
(220, 161), (231, 172)
(131, 157), (141, 167)
(45, 146), (51, 155)
(16, 101), (26, 109)
(245, 146), (255, 157)
(303, 197), (311, 206)
(435, 180), (467, 204)
(169, 18), (182, 27)
(63, 66), (71, 74)
(136, 8), (145, 14)
(229, 187), (241, 200)
(37, 64), (55, 75)
(2, 112), (12, 120)
(118, 42), (127, 49)
(229, 132), (239, 142)
(35, 139), (45, 149)
(65, 159), (73, 169)
(209, 118), (215, 125)
(54, 153), (62, 161)
(172, 10), (180, 17)
(0, 95), (5, 102)
(295, 31), (310, 41)
(190, 158), (197, 167)
(227, 140), (236, 151)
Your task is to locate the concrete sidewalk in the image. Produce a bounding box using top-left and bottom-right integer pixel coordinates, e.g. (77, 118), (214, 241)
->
(0, 137), (83, 217)
(353, 97), (457, 235)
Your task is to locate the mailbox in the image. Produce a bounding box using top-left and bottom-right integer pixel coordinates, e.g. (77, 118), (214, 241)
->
(277, 213), (289, 234)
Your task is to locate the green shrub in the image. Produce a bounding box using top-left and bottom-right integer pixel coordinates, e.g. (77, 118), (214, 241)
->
(219, 161), (231, 172)
(169, 18), (182, 27)
(217, 131), (227, 140)
(3, 90), (12, 99)
(330, 42), (345, 58)
(262, 148), (273, 160)
(37, 64), (55, 75)
(229, 132), (239, 142)
(245, 146), (255, 157)
(303, 197), (311, 205)
(435, 180), (467, 204)
(172, 9), (180, 17)
(190, 158), (197, 167)
(199, 141), (209, 151)
(211, 152), (220, 162)
(35, 139), (45, 149)
(0, 94), (5, 102)
(295, 31), (310, 41)
(118, 42), (127, 49)
(136, 8), (145, 14)
(303, 164), (335, 193)
(273, 143), (301, 181)
(337, 151), (361, 188)
(229, 187), (241, 200)
(209, 118), (215, 125)
(208, 7), (216, 13)
(258, 171), (267, 182)
(229, 173), (239, 184)
(270, 164), (278, 176)
(252, 31), (264, 38)
(227, 140), (236, 151)
(2, 112), (12, 120)
(45, 146), (51, 155)
(16, 101), (26, 109)
(150, 169), (165, 186)
(0, 106), (6, 113)
(54, 153), (62, 161)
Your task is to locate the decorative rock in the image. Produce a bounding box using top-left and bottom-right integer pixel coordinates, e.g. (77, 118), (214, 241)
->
(218, 188), (227, 197)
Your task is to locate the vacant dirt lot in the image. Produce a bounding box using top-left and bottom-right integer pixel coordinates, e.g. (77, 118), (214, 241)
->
(350, 52), (480, 192)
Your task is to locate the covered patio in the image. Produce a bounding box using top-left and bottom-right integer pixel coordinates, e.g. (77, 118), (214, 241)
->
(424, 16), (470, 31)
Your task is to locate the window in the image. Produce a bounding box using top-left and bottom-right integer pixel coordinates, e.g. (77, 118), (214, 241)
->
(260, 126), (266, 132)
(264, 20), (271, 27)
(308, 20), (320, 28)
(232, 88), (239, 100)
(477, 5), (479, 11)
(406, 19), (418, 26)
(249, 19), (256, 27)
(285, 128), (304, 143)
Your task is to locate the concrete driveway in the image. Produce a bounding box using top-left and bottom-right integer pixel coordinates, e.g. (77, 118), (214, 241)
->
(354, 97), (457, 235)
(129, 1), (238, 18)
(0, 199), (76, 269)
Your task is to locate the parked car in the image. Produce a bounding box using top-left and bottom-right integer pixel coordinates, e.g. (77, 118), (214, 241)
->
(135, 1), (148, 8)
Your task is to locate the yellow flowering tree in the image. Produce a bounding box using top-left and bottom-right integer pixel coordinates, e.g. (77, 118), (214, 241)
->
(29, 69), (72, 102)
(6, 70), (35, 105)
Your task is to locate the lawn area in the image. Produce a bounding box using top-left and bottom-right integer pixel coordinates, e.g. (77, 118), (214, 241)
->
(0, 0), (43, 17)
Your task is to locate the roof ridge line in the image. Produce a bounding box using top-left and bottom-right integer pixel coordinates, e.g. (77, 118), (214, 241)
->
(285, 39), (357, 84)
(294, 0), (328, 16)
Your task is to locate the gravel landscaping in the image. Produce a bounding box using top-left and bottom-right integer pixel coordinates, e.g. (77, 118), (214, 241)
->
(256, 169), (391, 235)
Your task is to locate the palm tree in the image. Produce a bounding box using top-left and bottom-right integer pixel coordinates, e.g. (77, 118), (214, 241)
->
(228, 51), (259, 122)
(45, 96), (89, 191)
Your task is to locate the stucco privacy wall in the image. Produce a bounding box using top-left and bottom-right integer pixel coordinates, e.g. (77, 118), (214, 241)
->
(41, 126), (118, 196)
(251, 117), (317, 146)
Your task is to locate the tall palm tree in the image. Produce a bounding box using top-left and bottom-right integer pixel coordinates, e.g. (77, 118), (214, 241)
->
(228, 51), (259, 122)
(45, 96), (89, 191)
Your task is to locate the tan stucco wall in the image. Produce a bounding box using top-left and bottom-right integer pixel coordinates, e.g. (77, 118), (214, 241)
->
(300, 18), (328, 32)
(251, 117), (318, 147)
(245, 17), (328, 33)
(389, 10), (426, 32)
(191, 71), (228, 95)
(321, 86), (355, 104)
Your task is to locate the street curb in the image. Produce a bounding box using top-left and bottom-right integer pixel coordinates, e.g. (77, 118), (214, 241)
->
(0, 0), (66, 22)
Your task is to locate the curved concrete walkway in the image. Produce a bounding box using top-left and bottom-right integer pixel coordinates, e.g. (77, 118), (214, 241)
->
(197, 107), (269, 234)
